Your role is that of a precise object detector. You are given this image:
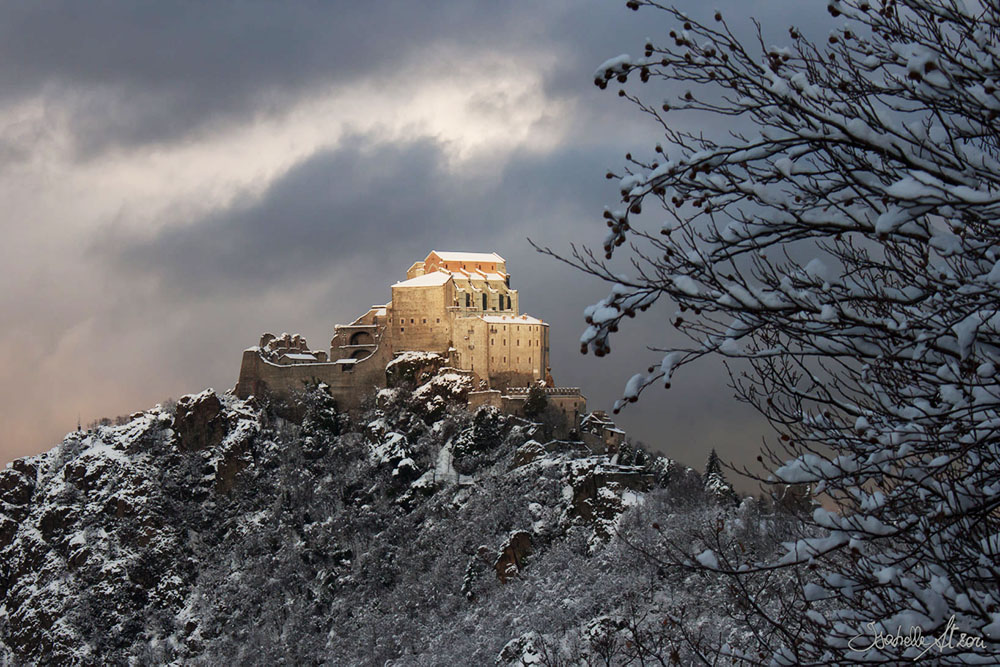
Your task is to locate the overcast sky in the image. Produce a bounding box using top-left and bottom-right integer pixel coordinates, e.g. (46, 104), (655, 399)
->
(0, 1), (830, 482)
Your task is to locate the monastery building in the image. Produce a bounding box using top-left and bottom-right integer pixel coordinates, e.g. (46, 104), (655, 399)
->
(235, 251), (586, 425)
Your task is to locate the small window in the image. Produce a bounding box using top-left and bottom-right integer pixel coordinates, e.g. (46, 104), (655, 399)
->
(400, 327), (405, 332)
(422, 318), (427, 324)
(482, 293), (487, 310)
(516, 340), (520, 346)
(410, 318), (414, 324)
(503, 356), (506, 362)
(436, 318), (440, 323)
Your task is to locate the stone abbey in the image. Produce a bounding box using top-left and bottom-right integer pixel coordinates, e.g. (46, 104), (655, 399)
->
(235, 251), (587, 424)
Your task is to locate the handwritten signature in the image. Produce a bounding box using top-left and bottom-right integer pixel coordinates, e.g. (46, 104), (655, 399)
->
(849, 615), (986, 660)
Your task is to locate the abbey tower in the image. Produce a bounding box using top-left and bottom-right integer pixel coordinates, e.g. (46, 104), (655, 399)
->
(331, 251), (550, 389)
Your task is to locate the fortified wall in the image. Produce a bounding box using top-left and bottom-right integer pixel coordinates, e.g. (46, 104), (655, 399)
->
(234, 251), (586, 424)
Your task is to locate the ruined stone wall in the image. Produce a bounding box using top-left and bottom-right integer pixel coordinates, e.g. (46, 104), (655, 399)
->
(581, 428), (625, 455)
(329, 307), (388, 356)
(235, 340), (393, 410)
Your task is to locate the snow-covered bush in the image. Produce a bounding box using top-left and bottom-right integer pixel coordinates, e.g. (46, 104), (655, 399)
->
(545, 0), (1000, 661)
(385, 350), (446, 387)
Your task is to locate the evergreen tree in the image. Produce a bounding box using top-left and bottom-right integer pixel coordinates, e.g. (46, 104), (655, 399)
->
(522, 383), (548, 419)
(704, 449), (722, 478)
(703, 448), (736, 505)
(471, 406), (504, 451)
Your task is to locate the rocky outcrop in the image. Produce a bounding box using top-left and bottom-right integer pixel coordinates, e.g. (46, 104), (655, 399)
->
(510, 440), (544, 469)
(494, 530), (532, 582)
(174, 390), (228, 452)
(385, 351), (446, 387)
(0, 394), (262, 663)
(568, 461), (653, 523)
(0, 380), (698, 666)
(0, 459), (37, 551)
(0, 459), (36, 507)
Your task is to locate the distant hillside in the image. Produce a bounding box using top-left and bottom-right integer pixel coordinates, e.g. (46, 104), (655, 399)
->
(0, 373), (801, 665)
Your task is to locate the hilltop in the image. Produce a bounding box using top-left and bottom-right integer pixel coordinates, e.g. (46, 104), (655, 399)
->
(0, 372), (800, 665)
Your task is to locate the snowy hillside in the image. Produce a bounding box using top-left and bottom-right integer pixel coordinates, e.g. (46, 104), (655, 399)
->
(0, 375), (799, 664)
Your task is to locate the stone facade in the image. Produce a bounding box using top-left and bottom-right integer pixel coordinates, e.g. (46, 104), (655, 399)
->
(580, 410), (627, 454)
(235, 251), (584, 415)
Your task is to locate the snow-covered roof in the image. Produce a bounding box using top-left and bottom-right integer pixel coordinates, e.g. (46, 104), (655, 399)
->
(393, 271), (453, 287)
(335, 358), (359, 365)
(480, 314), (546, 325)
(582, 412), (614, 426)
(279, 353), (318, 361)
(429, 251), (505, 263)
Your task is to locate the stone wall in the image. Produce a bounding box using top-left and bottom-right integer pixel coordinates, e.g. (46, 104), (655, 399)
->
(451, 275), (518, 315)
(481, 318), (547, 389)
(389, 282), (454, 354)
(501, 388), (587, 439)
(234, 339), (393, 410)
(467, 390), (503, 411)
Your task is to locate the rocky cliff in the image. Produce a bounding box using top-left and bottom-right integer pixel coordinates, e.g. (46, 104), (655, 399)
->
(0, 374), (792, 665)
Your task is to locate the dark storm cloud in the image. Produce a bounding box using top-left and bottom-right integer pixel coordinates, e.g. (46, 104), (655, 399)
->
(0, 2), (835, 159)
(0, 0), (644, 156)
(110, 136), (455, 290)
(0, 2), (539, 154)
(0, 1), (660, 158)
(108, 133), (623, 294)
(2, 0), (830, 475)
(0, 1), (744, 159)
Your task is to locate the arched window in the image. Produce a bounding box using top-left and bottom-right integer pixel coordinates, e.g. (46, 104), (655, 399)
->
(349, 331), (373, 346)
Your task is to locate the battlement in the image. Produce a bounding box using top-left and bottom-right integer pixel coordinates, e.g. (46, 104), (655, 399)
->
(505, 386), (582, 396)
